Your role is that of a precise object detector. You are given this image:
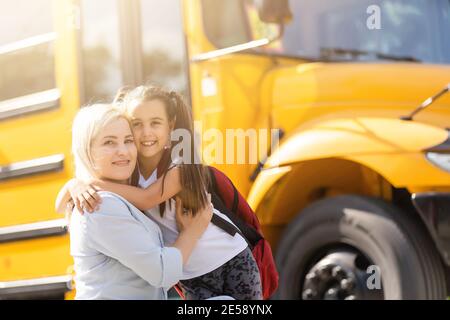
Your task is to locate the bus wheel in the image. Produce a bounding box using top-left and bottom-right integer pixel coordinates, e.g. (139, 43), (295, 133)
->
(274, 195), (447, 299)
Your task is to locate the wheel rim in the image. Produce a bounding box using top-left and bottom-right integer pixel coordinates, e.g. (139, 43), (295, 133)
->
(301, 249), (384, 300)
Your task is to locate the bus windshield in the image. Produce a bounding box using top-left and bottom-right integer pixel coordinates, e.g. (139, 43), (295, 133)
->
(202, 0), (450, 64)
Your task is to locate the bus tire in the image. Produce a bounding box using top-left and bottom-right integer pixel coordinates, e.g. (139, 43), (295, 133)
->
(274, 195), (447, 300)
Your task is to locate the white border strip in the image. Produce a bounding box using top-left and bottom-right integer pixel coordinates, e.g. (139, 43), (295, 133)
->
(0, 89), (60, 121)
(0, 218), (68, 242)
(191, 39), (270, 62)
(0, 32), (57, 55)
(0, 275), (72, 290)
(0, 154), (64, 181)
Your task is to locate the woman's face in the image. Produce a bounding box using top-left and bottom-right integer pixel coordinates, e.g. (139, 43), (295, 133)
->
(128, 99), (173, 159)
(90, 117), (137, 183)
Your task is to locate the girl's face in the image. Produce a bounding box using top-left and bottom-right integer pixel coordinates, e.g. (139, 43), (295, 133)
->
(90, 117), (137, 183)
(128, 99), (173, 159)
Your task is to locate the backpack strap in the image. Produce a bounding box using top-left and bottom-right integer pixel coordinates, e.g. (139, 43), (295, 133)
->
(210, 191), (253, 248)
(208, 167), (263, 248)
(212, 214), (252, 248)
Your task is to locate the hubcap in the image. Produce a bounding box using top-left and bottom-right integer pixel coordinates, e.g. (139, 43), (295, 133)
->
(301, 250), (384, 300)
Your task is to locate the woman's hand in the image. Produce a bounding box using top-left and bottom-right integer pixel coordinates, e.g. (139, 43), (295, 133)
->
(68, 179), (102, 214)
(175, 194), (213, 238)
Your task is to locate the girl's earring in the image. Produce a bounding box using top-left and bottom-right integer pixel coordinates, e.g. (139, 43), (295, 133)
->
(164, 134), (171, 150)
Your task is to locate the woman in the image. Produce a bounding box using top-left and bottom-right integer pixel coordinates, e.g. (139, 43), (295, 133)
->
(56, 86), (263, 300)
(64, 103), (212, 299)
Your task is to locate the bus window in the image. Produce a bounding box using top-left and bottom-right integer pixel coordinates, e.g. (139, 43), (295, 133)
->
(0, 0), (55, 103)
(140, 0), (188, 94)
(80, 0), (123, 103)
(201, 0), (251, 49)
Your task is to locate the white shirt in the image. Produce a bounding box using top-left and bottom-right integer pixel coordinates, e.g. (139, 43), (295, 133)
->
(138, 168), (248, 280)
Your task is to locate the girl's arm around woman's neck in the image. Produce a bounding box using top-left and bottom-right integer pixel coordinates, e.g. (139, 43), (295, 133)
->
(93, 167), (182, 211)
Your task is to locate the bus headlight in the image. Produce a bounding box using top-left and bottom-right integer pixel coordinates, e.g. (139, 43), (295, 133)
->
(426, 152), (450, 173)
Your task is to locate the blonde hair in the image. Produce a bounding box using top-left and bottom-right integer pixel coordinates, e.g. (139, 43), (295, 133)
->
(71, 104), (128, 181)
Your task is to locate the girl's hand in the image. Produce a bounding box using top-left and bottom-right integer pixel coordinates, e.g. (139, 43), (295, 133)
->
(175, 194), (213, 237)
(69, 179), (102, 214)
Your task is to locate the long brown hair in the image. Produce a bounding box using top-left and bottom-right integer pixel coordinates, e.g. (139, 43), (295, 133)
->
(119, 85), (210, 216)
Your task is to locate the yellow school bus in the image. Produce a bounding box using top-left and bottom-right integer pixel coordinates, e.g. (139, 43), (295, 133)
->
(1, 0), (450, 299)
(183, 0), (450, 299)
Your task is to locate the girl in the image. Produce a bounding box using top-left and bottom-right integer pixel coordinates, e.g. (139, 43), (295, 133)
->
(56, 86), (263, 300)
(64, 103), (212, 299)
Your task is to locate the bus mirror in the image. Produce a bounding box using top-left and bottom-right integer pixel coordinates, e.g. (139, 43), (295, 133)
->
(255, 0), (292, 24)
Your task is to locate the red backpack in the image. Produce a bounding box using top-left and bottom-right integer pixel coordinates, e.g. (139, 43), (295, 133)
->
(206, 166), (279, 300)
